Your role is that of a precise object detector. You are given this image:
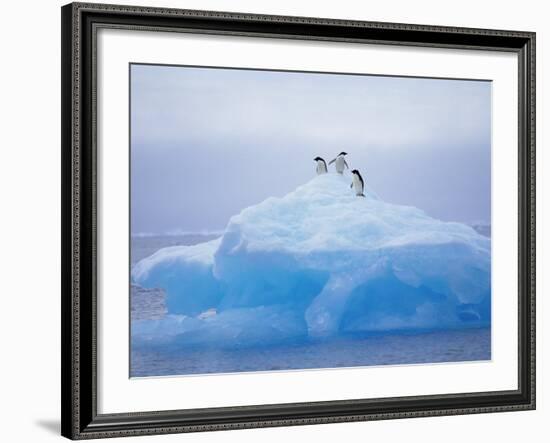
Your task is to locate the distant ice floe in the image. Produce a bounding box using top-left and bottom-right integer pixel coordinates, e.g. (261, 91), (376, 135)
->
(132, 174), (491, 348)
(131, 229), (226, 238)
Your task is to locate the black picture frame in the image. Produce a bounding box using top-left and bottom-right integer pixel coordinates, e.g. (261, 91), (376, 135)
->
(61, 2), (536, 439)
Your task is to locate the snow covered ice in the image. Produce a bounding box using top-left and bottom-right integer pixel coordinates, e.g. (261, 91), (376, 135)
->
(132, 174), (491, 347)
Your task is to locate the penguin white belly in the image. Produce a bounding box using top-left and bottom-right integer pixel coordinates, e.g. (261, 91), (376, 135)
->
(316, 160), (327, 174)
(335, 156), (345, 174)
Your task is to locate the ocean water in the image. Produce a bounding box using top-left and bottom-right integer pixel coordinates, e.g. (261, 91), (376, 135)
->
(131, 327), (490, 377)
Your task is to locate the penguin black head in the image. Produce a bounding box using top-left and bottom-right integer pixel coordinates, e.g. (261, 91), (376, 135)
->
(339, 151), (348, 156)
(313, 156), (324, 161)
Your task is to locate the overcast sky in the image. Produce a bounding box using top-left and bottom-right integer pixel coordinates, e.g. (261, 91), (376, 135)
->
(130, 63), (491, 234)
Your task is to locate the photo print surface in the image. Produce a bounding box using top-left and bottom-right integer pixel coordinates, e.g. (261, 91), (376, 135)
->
(130, 63), (492, 377)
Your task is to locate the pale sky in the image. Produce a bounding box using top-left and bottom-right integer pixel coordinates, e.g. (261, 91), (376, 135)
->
(131, 63), (491, 234)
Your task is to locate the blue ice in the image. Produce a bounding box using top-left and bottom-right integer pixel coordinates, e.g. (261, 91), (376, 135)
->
(132, 174), (490, 347)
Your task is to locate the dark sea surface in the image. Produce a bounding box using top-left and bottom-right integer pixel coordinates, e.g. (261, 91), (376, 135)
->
(131, 327), (491, 377)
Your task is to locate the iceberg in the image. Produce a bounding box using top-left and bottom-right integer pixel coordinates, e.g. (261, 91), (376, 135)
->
(132, 174), (490, 347)
(133, 238), (223, 316)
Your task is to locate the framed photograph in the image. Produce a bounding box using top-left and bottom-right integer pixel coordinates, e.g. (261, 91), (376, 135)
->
(61, 2), (536, 439)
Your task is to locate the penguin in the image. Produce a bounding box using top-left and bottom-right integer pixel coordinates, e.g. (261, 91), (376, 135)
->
(314, 156), (328, 175)
(328, 152), (349, 174)
(350, 169), (365, 197)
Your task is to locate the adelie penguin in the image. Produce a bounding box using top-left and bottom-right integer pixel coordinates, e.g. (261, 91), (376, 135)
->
(314, 156), (328, 175)
(329, 152), (349, 174)
(351, 169), (366, 197)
